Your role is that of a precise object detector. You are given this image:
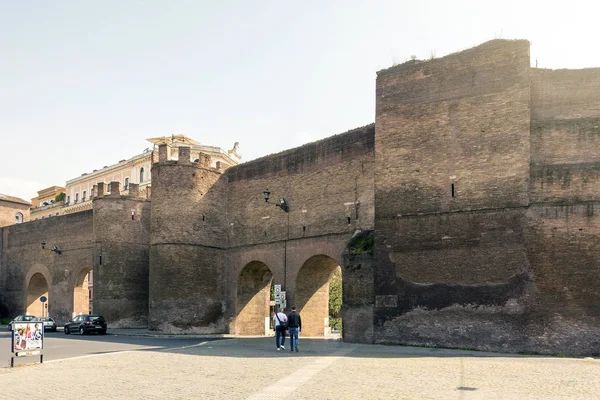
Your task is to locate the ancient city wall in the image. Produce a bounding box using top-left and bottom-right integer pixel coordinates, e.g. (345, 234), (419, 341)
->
(372, 40), (541, 352)
(148, 147), (229, 333)
(530, 67), (600, 202)
(225, 126), (375, 335)
(375, 40), (531, 215)
(93, 182), (151, 328)
(0, 211), (94, 323)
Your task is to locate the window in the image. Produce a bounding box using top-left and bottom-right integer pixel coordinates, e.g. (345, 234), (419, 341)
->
(75, 193), (79, 203)
(82, 191), (87, 201)
(90, 188), (94, 198)
(67, 195), (70, 205)
(15, 212), (23, 224)
(139, 168), (145, 183)
(107, 183), (111, 193)
(124, 178), (129, 190)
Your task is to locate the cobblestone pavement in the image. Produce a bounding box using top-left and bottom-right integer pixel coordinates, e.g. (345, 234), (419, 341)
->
(1, 337), (599, 399)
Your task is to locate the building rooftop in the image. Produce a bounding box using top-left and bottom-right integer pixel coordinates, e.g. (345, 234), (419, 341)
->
(0, 193), (31, 206)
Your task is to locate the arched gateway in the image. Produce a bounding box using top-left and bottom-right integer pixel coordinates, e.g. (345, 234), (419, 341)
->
(236, 261), (273, 335)
(295, 254), (342, 337)
(25, 266), (52, 317)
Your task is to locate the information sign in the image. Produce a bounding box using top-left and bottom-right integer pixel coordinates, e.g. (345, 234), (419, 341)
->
(10, 321), (44, 366)
(274, 284), (282, 304)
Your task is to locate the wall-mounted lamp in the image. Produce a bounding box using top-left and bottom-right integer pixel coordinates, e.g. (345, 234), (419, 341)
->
(263, 189), (289, 213)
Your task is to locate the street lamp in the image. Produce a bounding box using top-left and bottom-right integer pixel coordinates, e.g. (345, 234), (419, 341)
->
(263, 189), (290, 294)
(263, 189), (289, 213)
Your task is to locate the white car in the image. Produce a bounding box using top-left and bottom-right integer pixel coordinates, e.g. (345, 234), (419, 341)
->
(38, 317), (57, 332)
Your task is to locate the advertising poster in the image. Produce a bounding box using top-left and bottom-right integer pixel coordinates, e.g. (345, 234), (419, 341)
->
(12, 321), (44, 355)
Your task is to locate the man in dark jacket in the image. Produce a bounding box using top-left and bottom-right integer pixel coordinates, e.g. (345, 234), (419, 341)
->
(287, 306), (302, 352)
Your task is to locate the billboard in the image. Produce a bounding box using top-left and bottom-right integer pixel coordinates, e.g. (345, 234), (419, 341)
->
(12, 321), (44, 355)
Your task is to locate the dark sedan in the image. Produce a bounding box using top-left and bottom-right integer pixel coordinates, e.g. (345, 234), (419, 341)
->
(64, 314), (107, 335)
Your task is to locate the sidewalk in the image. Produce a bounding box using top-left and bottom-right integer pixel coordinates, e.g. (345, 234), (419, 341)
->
(1, 336), (598, 399)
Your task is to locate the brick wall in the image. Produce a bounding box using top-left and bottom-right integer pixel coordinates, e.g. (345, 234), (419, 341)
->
(93, 192), (151, 327)
(375, 40), (531, 216)
(0, 211), (94, 323)
(530, 68), (600, 202)
(226, 125), (375, 248)
(149, 153), (229, 333)
(225, 127), (375, 335)
(372, 40), (538, 352)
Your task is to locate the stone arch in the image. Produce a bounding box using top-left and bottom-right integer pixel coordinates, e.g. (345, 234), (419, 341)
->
(236, 261), (273, 335)
(24, 264), (52, 317)
(295, 254), (341, 337)
(69, 265), (93, 315)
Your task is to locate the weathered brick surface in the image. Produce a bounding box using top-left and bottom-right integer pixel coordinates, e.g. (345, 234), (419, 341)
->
(3, 39), (600, 356)
(149, 159), (228, 333)
(0, 211), (94, 323)
(223, 127), (375, 336)
(93, 195), (151, 327)
(530, 68), (600, 202)
(375, 40), (531, 216)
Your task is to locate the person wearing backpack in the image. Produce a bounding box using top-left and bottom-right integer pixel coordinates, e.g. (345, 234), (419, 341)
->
(273, 308), (288, 351)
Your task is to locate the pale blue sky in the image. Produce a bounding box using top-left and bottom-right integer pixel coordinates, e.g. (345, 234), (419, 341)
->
(1, 0), (599, 201)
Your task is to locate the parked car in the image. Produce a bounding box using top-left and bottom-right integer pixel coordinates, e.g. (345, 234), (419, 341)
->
(8, 315), (37, 331)
(38, 317), (57, 332)
(64, 314), (107, 335)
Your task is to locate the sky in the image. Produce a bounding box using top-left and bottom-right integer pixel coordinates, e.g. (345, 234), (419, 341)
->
(1, 0), (599, 201)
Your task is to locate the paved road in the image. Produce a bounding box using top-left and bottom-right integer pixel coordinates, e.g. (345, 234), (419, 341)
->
(0, 328), (218, 367)
(1, 333), (599, 399)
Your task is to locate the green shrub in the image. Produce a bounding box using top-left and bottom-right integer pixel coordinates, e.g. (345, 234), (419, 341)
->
(347, 230), (374, 256)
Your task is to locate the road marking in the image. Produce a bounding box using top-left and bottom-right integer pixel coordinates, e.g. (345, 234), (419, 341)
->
(158, 341), (207, 351)
(246, 347), (354, 400)
(45, 350), (135, 364)
(43, 342), (208, 364)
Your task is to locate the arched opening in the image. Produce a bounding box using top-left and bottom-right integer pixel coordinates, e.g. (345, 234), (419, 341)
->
(236, 261), (273, 335)
(295, 255), (342, 337)
(139, 167), (145, 183)
(73, 268), (93, 315)
(27, 273), (49, 317)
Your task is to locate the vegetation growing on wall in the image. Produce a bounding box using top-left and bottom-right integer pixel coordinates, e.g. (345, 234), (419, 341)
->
(55, 192), (65, 202)
(347, 230), (374, 256)
(329, 266), (342, 330)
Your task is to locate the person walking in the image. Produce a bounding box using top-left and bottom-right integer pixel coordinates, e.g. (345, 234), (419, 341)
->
(273, 307), (288, 351)
(287, 306), (302, 352)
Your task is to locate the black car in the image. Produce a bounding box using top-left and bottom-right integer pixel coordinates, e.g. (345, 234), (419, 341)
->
(64, 314), (107, 335)
(8, 315), (37, 331)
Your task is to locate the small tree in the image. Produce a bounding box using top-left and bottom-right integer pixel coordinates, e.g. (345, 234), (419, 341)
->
(55, 192), (66, 202)
(329, 267), (342, 330)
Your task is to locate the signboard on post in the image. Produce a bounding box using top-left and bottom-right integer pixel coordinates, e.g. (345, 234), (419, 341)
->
(40, 296), (47, 317)
(274, 284), (282, 304)
(11, 321), (44, 367)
